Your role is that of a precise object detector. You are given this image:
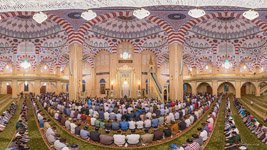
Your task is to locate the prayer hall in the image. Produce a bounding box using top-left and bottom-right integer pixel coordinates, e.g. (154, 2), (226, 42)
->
(0, 1), (267, 150)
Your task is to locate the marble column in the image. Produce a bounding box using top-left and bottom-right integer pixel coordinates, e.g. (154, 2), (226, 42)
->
(236, 81), (241, 98)
(69, 43), (83, 101)
(109, 53), (117, 98)
(169, 43), (183, 101)
(255, 82), (260, 97)
(212, 80), (218, 96)
(11, 79), (18, 99)
(34, 80), (41, 95)
(191, 81), (197, 95)
(56, 81), (61, 95)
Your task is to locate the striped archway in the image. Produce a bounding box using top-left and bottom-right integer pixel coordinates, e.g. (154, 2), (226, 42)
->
(176, 11), (267, 45)
(73, 11), (176, 45)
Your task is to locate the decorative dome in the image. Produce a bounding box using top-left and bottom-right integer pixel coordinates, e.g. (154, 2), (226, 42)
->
(89, 16), (164, 39)
(190, 17), (260, 39)
(0, 16), (62, 39)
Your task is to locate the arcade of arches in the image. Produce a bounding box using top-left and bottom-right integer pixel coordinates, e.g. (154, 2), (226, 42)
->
(0, 4), (266, 102)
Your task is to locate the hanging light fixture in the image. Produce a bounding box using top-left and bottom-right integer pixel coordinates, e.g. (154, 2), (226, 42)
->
(33, 12), (48, 24)
(20, 30), (31, 69)
(188, 8), (206, 18)
(20, 59), (31, 69)
(133, 8), (150, 19)
(243, 9), (259, 20)
(222, 20), (232, 69)
(25, 81), (28, 86)
(81, 10), (97, 21)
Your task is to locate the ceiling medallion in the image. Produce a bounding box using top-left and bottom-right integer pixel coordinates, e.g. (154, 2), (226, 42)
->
(67, 12), (82, 19)
(167, 13), (186, 20)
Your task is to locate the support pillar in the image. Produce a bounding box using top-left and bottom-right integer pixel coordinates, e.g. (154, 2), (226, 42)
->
(69, 43), (83, 101)
(255, 82), (260, 97)
(56, 81), (61, 95)
(34, 80), (41, 95)
(169, 43), (183, 101)
(212, 80), (218, 96)
(11, 79), (18, 99)
(191, 81), (197, 95)
(236, 81), (241, 98)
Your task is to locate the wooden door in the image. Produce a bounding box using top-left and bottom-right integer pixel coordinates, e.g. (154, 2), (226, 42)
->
(40, 86), (46, 94)
(7, 85), (12, 94)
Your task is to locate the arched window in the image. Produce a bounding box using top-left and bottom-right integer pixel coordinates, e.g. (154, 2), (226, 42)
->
(82, 80), (86, 92)
(99, 79), (106, 94)
(24, 83), (29, 92)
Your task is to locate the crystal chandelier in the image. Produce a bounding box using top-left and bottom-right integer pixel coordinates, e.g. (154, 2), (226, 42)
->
(188, 8), (206, 18)
(243, 9), (259, 20)
(133, 8), (150, 19)
(33, 12), (47, 24)
(222, 20), (232, 69)
(20, 59), (31, 69)
(222, 59), (232, 69)
(20, 40), (31, 69)
(81, 10), (97, 21)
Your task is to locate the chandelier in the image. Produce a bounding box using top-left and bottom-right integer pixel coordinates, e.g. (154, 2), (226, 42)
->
(222, 59), (232, 69)
(81, 10), (97, 21)
(20, 59), (31, 69)
(20, 36), (31, 69)
(242, 9), (259, 20)
(222, 20), (232, 69)
(33, 12), (47, 24)
(188, 8), (206, 18)
(133, 8), (150, 19)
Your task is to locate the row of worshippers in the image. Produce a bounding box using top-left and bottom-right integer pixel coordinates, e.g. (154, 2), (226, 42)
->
(0, 101), (17, 132)
(224, 98), (244, 150)
(234, 98), (267, 144)
(35, 93), (218, 147)
(170, 95), (222, 150)
(31, 95), (79, 150)
(7, 98), (30, 150)
(38, 93), (215, 132)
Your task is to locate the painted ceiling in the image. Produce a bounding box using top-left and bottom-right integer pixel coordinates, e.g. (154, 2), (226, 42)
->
(0, 6), (266, 72)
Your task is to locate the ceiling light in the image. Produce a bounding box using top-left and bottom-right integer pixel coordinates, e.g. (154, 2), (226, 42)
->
(243, 9), (259, 20)
(6, 82), (9, 86)
(188, 8), (206, 18)
(133, 8), (150, 19)
(81, 10), (97, 21)
(44, 65), (47, 70)
(33, 12), (48, 24)
(205, 65), (209, 69)
(222, 59), (232, 69)
(43, 82), (47, 86)
(261, 67), (264, 72)
(20, 59), (31, 69)
(243, 65), (247, 69)
(25, 81), (28, 86)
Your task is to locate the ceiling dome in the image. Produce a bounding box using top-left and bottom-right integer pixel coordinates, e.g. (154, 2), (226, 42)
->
(0, 16), (62, 39)
(189, 17), (261, 39)
(88, 16), (164, 39)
